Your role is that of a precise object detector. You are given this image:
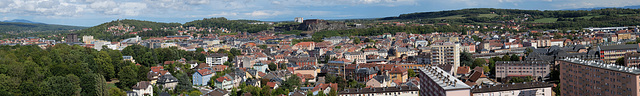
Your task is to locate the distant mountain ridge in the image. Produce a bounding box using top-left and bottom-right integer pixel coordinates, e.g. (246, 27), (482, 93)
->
(563, 5), (640, 10)
(0, 19), (87, 33)
(2, 19), (44, 24)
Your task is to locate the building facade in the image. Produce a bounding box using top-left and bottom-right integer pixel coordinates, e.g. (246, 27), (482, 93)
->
(597, 44), (639, 63)
(495, 61), (551, 80)
(559, 58), (640, 96)
(206, 53), (228, 66)
(430, 42), (461, 74)
(625, 52), (640, 68)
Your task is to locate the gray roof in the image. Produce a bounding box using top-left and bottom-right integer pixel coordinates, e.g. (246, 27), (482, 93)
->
(561, 58), (640, 74)
(419, 66), (471, 90)
(157, 74), (178, 84)
(471, 82), (553, 93)
(598, 44), (639, 51)
(339, 86), (419, 94)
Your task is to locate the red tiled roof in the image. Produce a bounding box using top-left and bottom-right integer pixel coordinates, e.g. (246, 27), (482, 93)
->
(456, 66), (470, 75)
(197, 69), (213, 76)
(216, 76), (231, 82)
(266, 82), (277, 88)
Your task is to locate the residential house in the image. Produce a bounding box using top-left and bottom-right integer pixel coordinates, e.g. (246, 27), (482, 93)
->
(132, 81), (153, 96)
(215, 75), (233, 90)
(193, 68), (214, 86)
(156, 73), (178, 90)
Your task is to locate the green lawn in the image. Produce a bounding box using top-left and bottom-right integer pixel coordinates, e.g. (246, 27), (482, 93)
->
(531, 18), (558, 23)
(478, 14), (499, 18)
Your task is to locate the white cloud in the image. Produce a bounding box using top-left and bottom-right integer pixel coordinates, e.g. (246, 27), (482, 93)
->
(244, 10), (284, 17)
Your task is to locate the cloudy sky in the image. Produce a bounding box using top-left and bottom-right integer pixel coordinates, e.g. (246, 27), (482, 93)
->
(0, 0), (638, 26)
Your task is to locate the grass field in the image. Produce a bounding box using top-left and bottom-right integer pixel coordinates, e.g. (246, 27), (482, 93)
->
(531, 18), (558, 23)
(478, 14), (499, 18)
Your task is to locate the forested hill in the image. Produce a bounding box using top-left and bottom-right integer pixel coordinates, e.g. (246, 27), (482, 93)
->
(76, 19), (182, 41)
(183, 17), (270, 33)
(0, 22), (87, 33)
(381, 8), (640, 20)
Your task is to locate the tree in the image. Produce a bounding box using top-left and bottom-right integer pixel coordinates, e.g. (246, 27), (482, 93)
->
(258, 45), (268, 49)
(187, 89), (202, 96)
(175, 72), (192, 92)
(510, 54), (519, 61)
(352, 37), (361, 44)
(328, 89), (338, 96)
(282, 75), (301, 89)
(117, 66), (138, 90)
(108, 87), (126, 96)
(502, 54), (511, 61)
(268, 63), (278, 71)
(195, 48), (205, 53)
(93, 51), (115, 80)
(472, 59), (486, 68)
(318, 90), (326, 96)
(616, 57), (625, 66)
(508, 76), (533, 83)
(44, 75), (81, 96)
(408, 69), (417, 77)
(81, 73), (110, 96)
(461, 52), (474, 66)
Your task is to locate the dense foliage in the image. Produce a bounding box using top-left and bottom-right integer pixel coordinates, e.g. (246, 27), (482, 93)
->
(76, 19), (181, 41)
(0, 44), (208, 96)
(184, 17), (270, 33)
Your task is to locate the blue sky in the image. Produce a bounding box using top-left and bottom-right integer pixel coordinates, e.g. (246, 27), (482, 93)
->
(0, 0), (637, 27)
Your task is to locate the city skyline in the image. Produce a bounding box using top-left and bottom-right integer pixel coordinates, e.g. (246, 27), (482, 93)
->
(1, 0), (639, 27)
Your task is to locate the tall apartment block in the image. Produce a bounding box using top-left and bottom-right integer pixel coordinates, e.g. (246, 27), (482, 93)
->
(431, 42), (461, 74)
(559, 58), (640, 96)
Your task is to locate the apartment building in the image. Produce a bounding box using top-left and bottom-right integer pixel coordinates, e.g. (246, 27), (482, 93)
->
(597, 44), (639, 63)
(431, 42), (461, 74)
(495, 61), (551, 80)
(625, 52), (640, 68)
(559, 58), (640, 96)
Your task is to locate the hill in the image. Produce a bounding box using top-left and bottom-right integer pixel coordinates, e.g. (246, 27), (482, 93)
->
(76, 19), (181, 41)
(564, 5), (640, 11)
(0, 22), (87, 33)
(183, 17), (269, 33)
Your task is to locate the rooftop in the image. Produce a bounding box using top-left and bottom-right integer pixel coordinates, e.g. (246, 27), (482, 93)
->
(419, 66), (471, 90)
(561, 58), (640, 74)
(338, 86), (419, 94)
(471, 82), (553, 93)
(597, 44), (639, 51)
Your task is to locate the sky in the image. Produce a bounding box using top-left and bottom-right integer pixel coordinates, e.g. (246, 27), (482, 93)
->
(0, 0), (639, 27)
